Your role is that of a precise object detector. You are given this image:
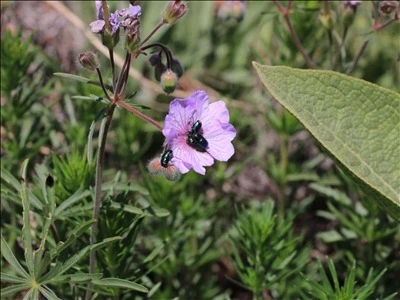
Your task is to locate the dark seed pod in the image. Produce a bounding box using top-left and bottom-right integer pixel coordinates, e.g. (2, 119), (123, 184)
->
(171, 58), (184, 78)
(155, 63), (167, 82)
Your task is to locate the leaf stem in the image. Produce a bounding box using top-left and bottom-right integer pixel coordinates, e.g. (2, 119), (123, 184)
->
(273, 0), (317, 69)
(140, 19), (166, 47)
(96, 68), (111, 101)
(85, 103), (116, 300)
(117, 100), (163, 131)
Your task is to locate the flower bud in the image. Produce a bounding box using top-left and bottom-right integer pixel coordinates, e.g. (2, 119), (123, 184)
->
(124, 19), (141, 53)
(147, 157), (162, 176)
(162, 0), (187, 24)
(171, 58), (183, 78)
(160, 69), (178, 94)
(379, 1), (399, 16)
(147, 156), (180, 181)
(161, 165), (181, 181)
(78, 52), (99, 70)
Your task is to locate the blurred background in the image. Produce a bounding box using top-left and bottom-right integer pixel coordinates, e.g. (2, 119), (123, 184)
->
(1, 1), (399, 299)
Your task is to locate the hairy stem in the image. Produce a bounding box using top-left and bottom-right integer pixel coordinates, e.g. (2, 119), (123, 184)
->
(273, 0), (317, 69)
(109, 49), (116, 90)
(117, 100), (163, 131)
(85, 104), (116, 300)
(96, 68), (111, 101)
(115, 52), (131, 95)
(140, 19), (166, 47)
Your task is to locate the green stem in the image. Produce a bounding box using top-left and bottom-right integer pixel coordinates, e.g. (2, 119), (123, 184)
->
(140, 19), (166, 47)
(278, 134), (288, 220)
(109, 49), (116, 90)
(96, 68), (111, 101)
(85, 104), (116, 300)
(273, 0), (317, 69)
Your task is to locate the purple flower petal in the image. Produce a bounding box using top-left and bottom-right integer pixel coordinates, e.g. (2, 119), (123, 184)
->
(90, 19), (105, 33)
(163, 90), (236, 175)
(119, 5), (141, 18)
(95, 0), (104, 20)
(204, 121), (236, 161)
(109, 12), (121, 34)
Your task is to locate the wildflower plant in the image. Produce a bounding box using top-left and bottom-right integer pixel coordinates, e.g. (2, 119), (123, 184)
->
(52, 0), (236, 298)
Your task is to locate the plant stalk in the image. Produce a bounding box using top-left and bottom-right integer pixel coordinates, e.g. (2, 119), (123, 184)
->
(117, 100), (163, 131)
(85, 103), (116, 300)
(96, 68), (111, 101)
(273, 0), (317, 69)
(140, 19), (166, 47)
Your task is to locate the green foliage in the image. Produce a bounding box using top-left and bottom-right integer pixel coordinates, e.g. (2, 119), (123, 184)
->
(1, 1), (399, 299)
(254, 64), (400, 220)
(228, 200), (309, 298)
(304, 259), (395, 300)
(0, 30), (54, 171)
(0, 160), (136, 298)
(52, 149), (94, 200)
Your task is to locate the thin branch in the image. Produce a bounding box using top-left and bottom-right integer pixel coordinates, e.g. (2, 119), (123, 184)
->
(140, 19), (166, 47)
(96, 68), (111, 101)
(374, 17), (398, 32)
(109, 49), (116, 90)
(346, 39), (369, 75)
(273, 0), (317, 69)
(85, 104), (116, 300)
(115, 52), (131, 94)
(117, 100), (163, 131)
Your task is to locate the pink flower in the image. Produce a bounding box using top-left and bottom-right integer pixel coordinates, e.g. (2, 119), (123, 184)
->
(162, 91), (236, 175)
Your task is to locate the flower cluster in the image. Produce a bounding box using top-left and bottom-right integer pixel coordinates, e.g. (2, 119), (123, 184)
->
(162, 91), (236, 175)
(90, 1), (141, 36)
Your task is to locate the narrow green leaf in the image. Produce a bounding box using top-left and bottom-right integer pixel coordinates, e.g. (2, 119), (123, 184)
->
(38, 285), (62, 300)
(51, 220), (96, 258)
(87, 106), (109, 165)
(143, 206), (170, 217)
(92, 278), (148, 293)
(0, 283), (29, 297)
(1, 167), (43, 209)
(54, 188), (91, 218)
(0, 235), (30, 278)
(54, 72), (112, 90)
(54, 72), (91, 83)
(108, 201), (144, 215)
(253, 63), (400, 220)
(0, 272), (26, 283)
(327, 259), (340, 293)
(20, 160), (34, 276)
(50, 273), (103, 283)
(71, 95), (108, 104)
(43, 237), (120, 284)
(90, 236), (122, 252)
(22, 288), (37, 300)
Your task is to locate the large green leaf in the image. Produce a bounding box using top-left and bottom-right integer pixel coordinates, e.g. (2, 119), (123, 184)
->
(253, 63), (400, 220)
